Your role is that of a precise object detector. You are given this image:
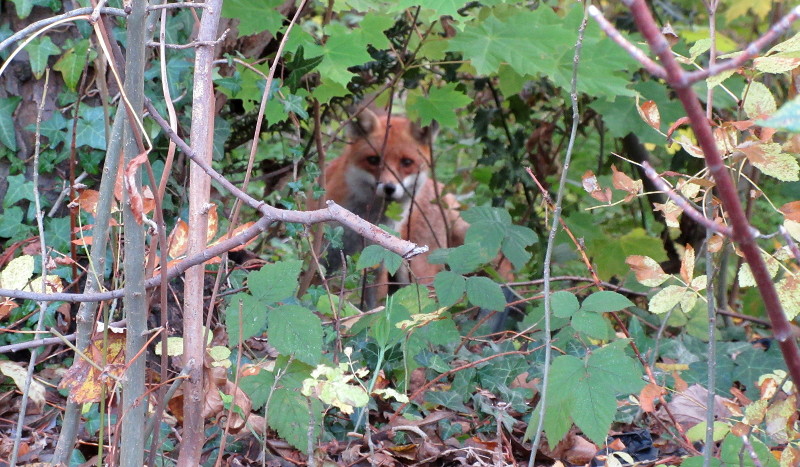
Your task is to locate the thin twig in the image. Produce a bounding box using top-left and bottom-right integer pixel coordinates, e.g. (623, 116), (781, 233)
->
(528, 8), (588, 465)
(10, 70), (50, 467)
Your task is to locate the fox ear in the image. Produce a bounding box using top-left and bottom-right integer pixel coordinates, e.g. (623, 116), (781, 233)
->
(347, 108), (379, 139)
(411, 120), (439, 145)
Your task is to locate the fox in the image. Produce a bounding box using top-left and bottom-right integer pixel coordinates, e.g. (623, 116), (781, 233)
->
(322, 108), (469, 302)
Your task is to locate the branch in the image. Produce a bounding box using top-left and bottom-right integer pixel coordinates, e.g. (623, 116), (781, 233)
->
(586, 5), (666, 79)
(684, 5), (800, 85)
(0, 7), (126, 54)
(143, 100), (425, 258)
(640, 161), (733, 237)
(606, 0), (800, 398)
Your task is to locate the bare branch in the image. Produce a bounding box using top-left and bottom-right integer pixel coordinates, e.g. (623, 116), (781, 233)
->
(586, 5), (666, 79)
(640, 162), (732, 237)
(0, 7), (126, 54)
(148, 2), (207, 10)
(684, 5), (800, 85)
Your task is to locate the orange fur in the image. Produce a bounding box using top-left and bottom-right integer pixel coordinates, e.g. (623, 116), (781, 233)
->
(323, 110), (468, 296)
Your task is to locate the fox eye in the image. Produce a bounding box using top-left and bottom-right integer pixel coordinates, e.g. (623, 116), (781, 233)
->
(400, 158), (414, 167)
(366, 156), (381, 166)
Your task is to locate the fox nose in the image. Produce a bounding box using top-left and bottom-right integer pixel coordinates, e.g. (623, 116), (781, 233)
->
(382, 184), (396, 197)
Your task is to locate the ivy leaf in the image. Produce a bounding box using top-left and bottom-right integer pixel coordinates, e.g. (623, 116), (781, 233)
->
(580, 291), (635, 313)
(465, 276), (506, 311)
(4, 174), (36, 208)
(53, 40), (89, 91)
(9, 0), (53, 19)
(268, 305), (323, 366)
(27, 36), (60, 79)
(407, 84), (472, 128)
(433, 270), (466, 307)
(222, 0), (285, 36)
(0, 97), (21, 151)
(74, 106), (107, 150)
(247, 259), (302, 305)
(0, 206), (28, 238)
(285, 46), (324, 93)
(225, 293), (267, 346)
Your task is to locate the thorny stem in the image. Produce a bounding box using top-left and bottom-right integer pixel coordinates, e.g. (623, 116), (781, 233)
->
(601, 0), (800, 399)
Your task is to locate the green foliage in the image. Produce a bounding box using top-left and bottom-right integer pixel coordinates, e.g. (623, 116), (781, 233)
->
(247, 260), (303, 304)
(268, 305), (323, 366)
(355, 245), (402, 275)
(543, 342), (644, 445)
(0, 97), (21, 151)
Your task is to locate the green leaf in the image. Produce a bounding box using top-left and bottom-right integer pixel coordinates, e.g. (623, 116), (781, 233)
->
(550, 291), (580, 318)
(268, 388), (321, 453)
(268, 305), (323, 366)
(222, 0), (285, 36)
(588, 228), (666, 280)
(761, 96), (800, 132)
(425, 390), (471, 412)
(543, 355), (582, 443)
(720, 433), (779, 467)
(0, 97), (21, 151)
(448, 13), (541, 76)
(545, 345), (644, 445)
(315, 20), (391, 86)
(9, 0), (52, 18)
(355, 245), (402, 275)
(247, 260), (303, 305)
(0, 207), (27, 238)
(225, 293), (267, 346)
(240, 370), (275, 410)
(433, 271), (466, 307)
(465, 276), (506, 311)
(53, 40), (89, 91)
(406, 84), (472, 128)
(580, 291), (635, 313)
(27, 36), (60, 79)
(285, 46), (324, 93)
(501, 224), (537, 270)
(74, 106), (107, 150)
(446, 244), (491, 274)
(392, 0), (469, 17)
(571, 309), (612, 340)
(4, 174), (35, 208)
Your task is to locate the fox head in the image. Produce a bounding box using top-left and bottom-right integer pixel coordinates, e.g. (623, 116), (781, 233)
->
(342, 109), (439, 203)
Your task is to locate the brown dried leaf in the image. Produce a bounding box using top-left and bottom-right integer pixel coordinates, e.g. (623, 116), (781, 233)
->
(639, 382), (665, 413)
(636, 99), (661, 130)
(59, 332), (126, 403)
(124, 152), (150, 225)
(666, 116), (691, 139)
(168, 220), (189, 259)
(207, 204), (219, 244)
(581, 170), (612, 204)
(737, 140), (766, 164)
(626, 255), (670, 287)
(780, 201), (800, 223)
(611, 165), (642, 202)
(75, 189), (100, 215)
(680, 244), (695, 284)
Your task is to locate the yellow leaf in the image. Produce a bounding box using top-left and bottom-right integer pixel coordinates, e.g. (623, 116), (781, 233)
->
(0, 255), (35, 290)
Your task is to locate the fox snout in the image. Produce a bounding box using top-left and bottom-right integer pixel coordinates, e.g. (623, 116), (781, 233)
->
(376, 181), (404, 200)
